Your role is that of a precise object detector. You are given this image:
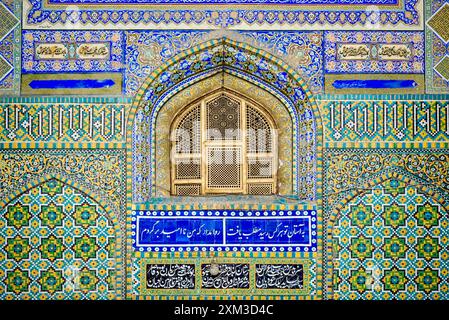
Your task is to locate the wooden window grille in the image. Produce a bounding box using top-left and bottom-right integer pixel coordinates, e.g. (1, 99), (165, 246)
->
(171, 91), (277, 195)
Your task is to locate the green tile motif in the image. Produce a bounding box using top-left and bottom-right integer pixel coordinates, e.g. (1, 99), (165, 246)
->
(0, 179), (116, 300)
(0, 2), (18, 41)
(428, 4), (449, 43)
(0, 55), (12, 82)
(333, 179), (449, 300)
(434, 56), (449, 82)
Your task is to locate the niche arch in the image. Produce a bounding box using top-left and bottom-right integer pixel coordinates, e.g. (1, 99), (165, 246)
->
(128, 37), (323, 203)
(170, 88), (279, 196)
(155, 74), (294, 196)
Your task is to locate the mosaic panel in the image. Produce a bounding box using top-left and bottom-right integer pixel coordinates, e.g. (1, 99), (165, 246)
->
(323, 31), (425, 74)
(319, 98), (449, 141)
(0, 149), (126, 213)
(0, 0), (20, 96)
(146, 264), (195, 289)
(201, 263), (250, 289)
(322, 147), (449, 299)
(434, 56), (449, 81)
(0, 178), (116, 299)
(427, 3), (449, 43)
(23, 0), (422, 29)
(135, 256), (314, 297)
(0, 1), (18, 41)
(125, 30), (323, 96)
(131, 210), (317, 253)
(332, 179), (449, 299)
(22, 30), (124, 74)
(0, 100), (128, 142)
(255, 264), (304, 290)
(323, 149), (449, 208)
(425, 0), (449, 94)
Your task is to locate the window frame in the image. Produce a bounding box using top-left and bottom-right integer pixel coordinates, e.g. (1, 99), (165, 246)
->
(170, 89), (278, 196)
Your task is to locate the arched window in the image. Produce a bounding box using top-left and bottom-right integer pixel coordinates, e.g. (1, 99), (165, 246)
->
(171, 90), (277, 196)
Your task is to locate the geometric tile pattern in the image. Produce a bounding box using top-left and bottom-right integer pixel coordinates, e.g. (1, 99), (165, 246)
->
(125, 30), (324, 96)
(0, 100), (128, 142)
(434, 56), (449, 81)
(24, 0), (422, 29)
(425, 0), (449, 93)
(0, 179), (116, 299)
(0, 0), (20, 95)
(322, 147), (449, 299)
(427, 3), (449, 43)
(0, 1), (18, 41)
(333, 179), (449, 299)
(319, 99), (449, 142)
(0, 55), (12, 82)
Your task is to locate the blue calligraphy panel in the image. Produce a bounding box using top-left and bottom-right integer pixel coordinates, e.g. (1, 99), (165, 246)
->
(132, 210), (317, 252)
(226, 218), (310, 245)
(137, 217), (224, 246)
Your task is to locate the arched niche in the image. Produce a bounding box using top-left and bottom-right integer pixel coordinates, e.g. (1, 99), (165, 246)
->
(128, 37), (323, 203)
(155, 72), (293, 196)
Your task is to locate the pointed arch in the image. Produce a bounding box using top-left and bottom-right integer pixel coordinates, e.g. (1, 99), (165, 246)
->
(127, 37), (323, 203)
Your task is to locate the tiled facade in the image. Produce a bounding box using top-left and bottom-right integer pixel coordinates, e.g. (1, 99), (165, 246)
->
(0, 0), (447, 300)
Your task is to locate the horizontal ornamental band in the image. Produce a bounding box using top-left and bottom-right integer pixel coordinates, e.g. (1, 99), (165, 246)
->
(132, 210), (317, 252)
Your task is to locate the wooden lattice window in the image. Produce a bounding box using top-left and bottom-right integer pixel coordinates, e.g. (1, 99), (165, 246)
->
(171, 91), (277, 196)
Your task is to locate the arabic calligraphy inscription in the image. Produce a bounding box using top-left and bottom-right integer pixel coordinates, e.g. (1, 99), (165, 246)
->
(146, 264), (195, 289)
(201, 264), (250, 289)
(255, 264), (304, 289)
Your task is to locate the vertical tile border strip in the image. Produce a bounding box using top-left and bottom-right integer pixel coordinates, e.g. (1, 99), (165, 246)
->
(425, 0), (449, 94)
(0, 0), (21, 96)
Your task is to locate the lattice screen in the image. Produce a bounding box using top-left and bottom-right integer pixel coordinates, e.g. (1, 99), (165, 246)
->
(175, 104), (201, 154)
(175, 158), (201, 180)
(247, 105), (272, 153)
(247, 183), (274, 195)
(171, 91), (277, 195)
(206, 95), (241, 141)
(206, 147), (242, 190)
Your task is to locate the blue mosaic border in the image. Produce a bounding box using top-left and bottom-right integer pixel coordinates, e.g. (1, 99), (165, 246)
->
(25, 0), (421, 28)
(131, 210), (318, 253)
(48, 0), (399, 4)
